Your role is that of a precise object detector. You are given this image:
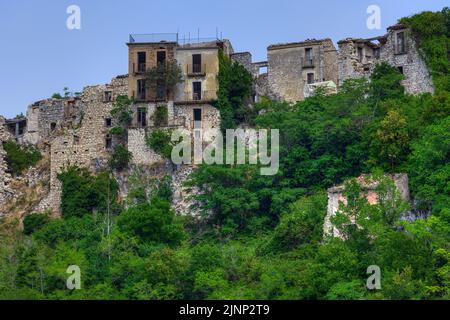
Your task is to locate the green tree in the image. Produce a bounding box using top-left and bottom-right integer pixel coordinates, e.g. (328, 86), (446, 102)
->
(117, 198), (185, 246)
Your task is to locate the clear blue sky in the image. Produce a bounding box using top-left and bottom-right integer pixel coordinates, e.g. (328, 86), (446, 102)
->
(0, 0), (447, 118)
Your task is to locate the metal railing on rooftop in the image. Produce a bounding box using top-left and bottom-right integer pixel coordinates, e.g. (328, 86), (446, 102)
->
(129, 33), (221, 45)
(129, 33), (178, 43)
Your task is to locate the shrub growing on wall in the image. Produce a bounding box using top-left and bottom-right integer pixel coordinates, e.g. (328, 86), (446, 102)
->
(58, 166), (119, 218)
(23, 212), (51, 235)
(3, 140), (42, 176)
(145, 129), (174, 159)
(152, 105), (169, 127)
(216, 49), (254, 130)
(108, 145), (133, 171)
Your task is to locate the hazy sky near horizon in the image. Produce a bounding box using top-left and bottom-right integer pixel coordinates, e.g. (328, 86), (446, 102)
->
(0, 0), (447, 118)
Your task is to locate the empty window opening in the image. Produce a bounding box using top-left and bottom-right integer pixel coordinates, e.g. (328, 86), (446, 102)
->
(397, 66), (404, 74)
(50, 122), (57, 131)
(192, 54), (202, 73)
(104, 91), (112, 102)
(137, 52), (146, 72)
(307, 73), (315, 84)
(137, 108), (147, 127)
(157, 51), (166, 65)
(137, 79), (146, 100)
(373, 48), (380, 59)
(305, 48), (313, 61)
(105, 135), (112, 150)
(156, 80), (166, 100)
(193, 108), (202, 129)
(105, 118), (112, 127)
(396, 32), (406, 54)
(259, 66), (268, 75)
(357, 47), (364, 62)
(193, 81), (202, 100)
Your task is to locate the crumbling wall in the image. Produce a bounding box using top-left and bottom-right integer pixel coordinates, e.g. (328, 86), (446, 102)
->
(338, 40), (376, 85)
(48, 76), (128, 214)
(24, 98), (83, 147)
(379, 27), (434, 94)
(0, 117), (13, 214)
(338, 26), (434, 94)
(324, 174), (410, 238)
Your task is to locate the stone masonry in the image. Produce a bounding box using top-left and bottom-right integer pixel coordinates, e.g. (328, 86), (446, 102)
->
(338, 24), (434, 95)
(0, 117), (13, 214)
(0, 26), (435, 216)
(48, 76), (128, 213)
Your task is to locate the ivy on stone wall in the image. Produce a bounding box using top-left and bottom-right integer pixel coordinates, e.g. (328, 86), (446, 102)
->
(109, 95), (134, 170)
(216, 49), (254, 130)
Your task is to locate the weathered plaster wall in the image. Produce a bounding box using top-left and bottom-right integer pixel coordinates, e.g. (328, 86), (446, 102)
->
(127, 42), (177, 100)
(174, 46), (219, 102)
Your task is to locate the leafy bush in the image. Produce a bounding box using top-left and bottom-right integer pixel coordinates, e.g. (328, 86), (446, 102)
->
(3, 140), (42, 175)
(152, 105), (168, 127)
(109, 126), (126, 137)
(216, 49), (254, 129)
(58, 167), (119, 218)
(108, 145), (132, 171)
(145, 61), (182, 95)
(145, 129), (173, 159)
(117, 197), (185, 246)
(23, 212), (50, 235)
(110, 95), (133, 127)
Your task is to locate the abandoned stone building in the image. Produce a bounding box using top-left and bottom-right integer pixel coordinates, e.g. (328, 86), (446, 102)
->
(338, 23), (434, 94)
(0, 24), (435, 216)
(267, 38), (339, 102)
(324, 174), (410, 238)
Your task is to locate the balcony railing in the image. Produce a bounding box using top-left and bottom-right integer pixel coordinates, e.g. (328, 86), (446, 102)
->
(136, 91), (147, 101)
(137, 63), (147, 73)
(302, 57), (315, 68)
(178, 90), (216, 103)
(186, 64), (206, 76)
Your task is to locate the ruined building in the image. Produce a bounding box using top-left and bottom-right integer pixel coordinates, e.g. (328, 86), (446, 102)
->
(0, 24), (434, 217)
(324, 174), (410, 238)
(338, 24), (434, 94)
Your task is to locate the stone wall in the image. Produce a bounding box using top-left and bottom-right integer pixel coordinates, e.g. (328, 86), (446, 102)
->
(338, 25), (434, 94)
(267, 39), (338, 102)
(24, 98), (83, 147)
(128, 128), (165, 166)
(380, 26), (434, 94)
(48, 75), (128, 214)
(0, 117), (13, 214)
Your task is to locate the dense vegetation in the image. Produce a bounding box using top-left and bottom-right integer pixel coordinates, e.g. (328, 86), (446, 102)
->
(3, 140), (42, 176)
(0, 9), (448, 300)
(215, 49), (254, 130)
